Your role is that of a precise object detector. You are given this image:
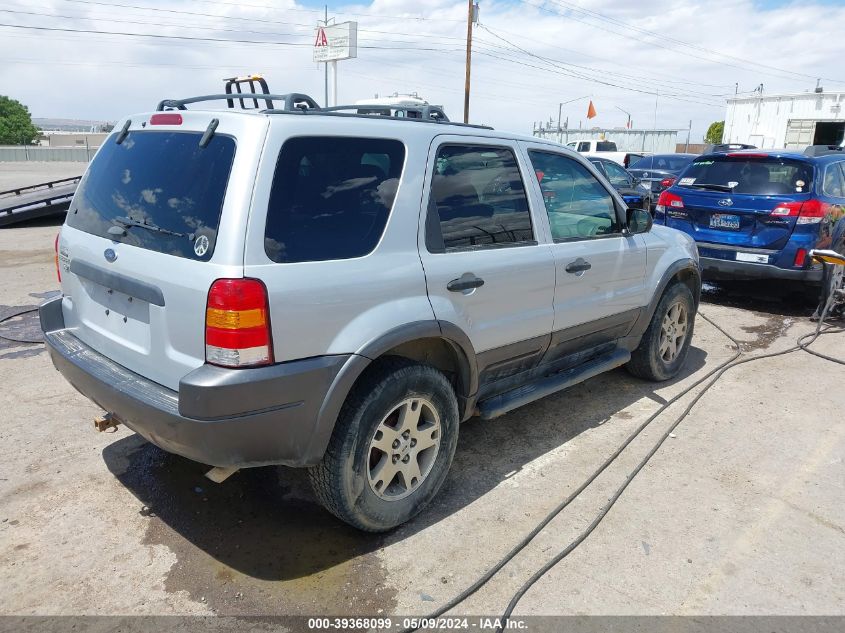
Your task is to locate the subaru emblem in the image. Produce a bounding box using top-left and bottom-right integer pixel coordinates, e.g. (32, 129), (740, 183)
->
(717, 198), (734, 207)
(104, 248), (117, 263)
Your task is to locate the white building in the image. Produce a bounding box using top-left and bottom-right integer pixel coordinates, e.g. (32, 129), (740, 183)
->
(724, 90), (845, 150)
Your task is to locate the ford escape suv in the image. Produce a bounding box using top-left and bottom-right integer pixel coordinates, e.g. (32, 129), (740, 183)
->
(41, 92), (701, 531)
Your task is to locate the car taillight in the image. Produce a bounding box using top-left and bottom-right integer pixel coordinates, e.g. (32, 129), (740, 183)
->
(796, 199), (825, 224)
(770, 199), (825, 224)
(794, 248), (807, 267)
(656, 190), (684, 213)
(205, 278), (273, 368)
(660, 177), (675, 188)
(54, 233), (61, 283)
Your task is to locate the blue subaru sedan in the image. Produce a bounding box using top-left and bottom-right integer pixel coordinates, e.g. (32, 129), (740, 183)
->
(654, 150), (845, 282)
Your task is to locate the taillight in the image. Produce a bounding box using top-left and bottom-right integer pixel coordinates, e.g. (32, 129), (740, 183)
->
(205, 278), (273, 368)
(656, 190), (685, 213)
(794, 248), (807, 267)
(770, 199), (825, 224)
(54, 233), (61, 283)
(660, 177), (675, 188)
(796, 199), (825, 224)
(150, 113), (183, 125)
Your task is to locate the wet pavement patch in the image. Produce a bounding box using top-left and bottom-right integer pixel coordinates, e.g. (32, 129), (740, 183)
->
(102, 436), (397, 616)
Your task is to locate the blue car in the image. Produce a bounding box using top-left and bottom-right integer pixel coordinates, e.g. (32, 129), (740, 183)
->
(654, 150), (845, 283)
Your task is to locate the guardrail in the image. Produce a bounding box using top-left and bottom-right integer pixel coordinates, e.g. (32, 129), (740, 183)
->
(0, 146), (95, 162)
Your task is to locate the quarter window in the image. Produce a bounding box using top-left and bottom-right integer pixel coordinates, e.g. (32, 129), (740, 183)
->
(427, 145), (534, 252)
(529, 151), (620, 241)
(264, 136), (405, 263)
(823, 162), (845, 198)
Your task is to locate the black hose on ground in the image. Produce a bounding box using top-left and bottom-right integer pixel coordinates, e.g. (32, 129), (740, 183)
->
(0, 306), (42, 344)
(403, 310), (845, 633)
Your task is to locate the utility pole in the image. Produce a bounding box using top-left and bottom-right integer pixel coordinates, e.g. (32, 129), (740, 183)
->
(685, 119), (692, 152)
(463, 0), (477, 124)
(323, 5), (328, 108)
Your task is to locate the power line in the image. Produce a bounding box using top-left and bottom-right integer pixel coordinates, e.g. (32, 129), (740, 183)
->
(546, 0), (844, 84)
(526, 0), (843, 85)
(475, 27), (724, 107)
(0, 22), (465, 53)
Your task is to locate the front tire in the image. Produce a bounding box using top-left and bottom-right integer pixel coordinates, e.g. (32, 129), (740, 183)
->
(308, 357), (459, 532)
(627, 282), (695, 381)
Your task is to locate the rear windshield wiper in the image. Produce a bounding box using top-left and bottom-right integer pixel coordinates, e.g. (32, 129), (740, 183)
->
(682, 183), (736, 192)
(109, 215), (185, 238)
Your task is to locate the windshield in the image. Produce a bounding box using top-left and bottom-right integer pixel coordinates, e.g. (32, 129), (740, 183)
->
(67, 131), (236, 260)
(676, 156), (813, 195)
(629, 155), (694, 171)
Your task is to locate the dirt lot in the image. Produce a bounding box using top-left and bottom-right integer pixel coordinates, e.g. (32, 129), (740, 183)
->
(1, 164), (844, 624)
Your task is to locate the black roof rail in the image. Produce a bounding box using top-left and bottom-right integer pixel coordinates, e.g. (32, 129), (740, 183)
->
(156, 93), (321, 112)
(321, 103), (450, 122)
(262, 107), (494, 130)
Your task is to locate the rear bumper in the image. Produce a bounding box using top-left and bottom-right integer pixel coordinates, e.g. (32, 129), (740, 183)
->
(699, 256), (823, 282)
(39, 296), (352, 468)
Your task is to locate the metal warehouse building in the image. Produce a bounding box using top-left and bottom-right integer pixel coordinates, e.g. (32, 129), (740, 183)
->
(532, 127), (680, 154)
(724, 90), (845, 150)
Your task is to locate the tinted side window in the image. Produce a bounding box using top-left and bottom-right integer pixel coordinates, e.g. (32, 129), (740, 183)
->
(577, 142), (591, 152)
(603, 161), (632, 187)
(823, 162), (845, 198)
(529, 151), (620, 241)
(427, 145), (534, 252)
(264, 137), (405, 263)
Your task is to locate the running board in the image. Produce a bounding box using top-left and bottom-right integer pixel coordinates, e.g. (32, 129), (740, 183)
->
(477, 349), (631, 420)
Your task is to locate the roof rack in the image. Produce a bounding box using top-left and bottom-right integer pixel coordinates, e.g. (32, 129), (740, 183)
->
(157, 93), (321, 112)
(155, 76), (492, 129)
(262, 107), (493, 129)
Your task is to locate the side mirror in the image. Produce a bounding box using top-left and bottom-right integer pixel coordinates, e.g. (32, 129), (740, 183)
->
(626, 206), (653, 234)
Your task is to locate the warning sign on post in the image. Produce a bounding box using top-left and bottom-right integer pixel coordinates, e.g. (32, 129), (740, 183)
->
(313, 21), (358, 62)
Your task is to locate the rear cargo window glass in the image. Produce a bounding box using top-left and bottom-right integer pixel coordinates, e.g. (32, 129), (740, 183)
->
(629, 155), (693, 171)
(67, 131), (235, 260)
(678, 157), (813, 195)
(264, 137), (405, 263)
(596, 141), (617, 152)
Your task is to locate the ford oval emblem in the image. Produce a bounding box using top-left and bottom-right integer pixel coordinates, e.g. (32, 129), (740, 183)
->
(717, 198), (734, 207)
(104, 248), (117, 263)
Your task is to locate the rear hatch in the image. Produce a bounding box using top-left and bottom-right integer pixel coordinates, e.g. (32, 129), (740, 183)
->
(666, 154), (814, 250)
(58, 112), (268, 390)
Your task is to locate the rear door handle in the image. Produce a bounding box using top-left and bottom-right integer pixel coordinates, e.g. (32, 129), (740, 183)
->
(565, 258), (592, 274)
(447, 273), (485, 292)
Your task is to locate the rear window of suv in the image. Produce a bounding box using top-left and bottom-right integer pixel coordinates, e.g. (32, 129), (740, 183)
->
(67, 131), (236, 261)
(677, 156), (813, 195)
(264, 136), (405, 263)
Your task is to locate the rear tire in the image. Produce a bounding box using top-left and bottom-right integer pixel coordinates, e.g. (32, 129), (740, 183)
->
(308, 357), (459, 532)
(627, 282), (695, 381)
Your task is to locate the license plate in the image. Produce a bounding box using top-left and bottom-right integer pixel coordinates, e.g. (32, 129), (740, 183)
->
(710, 213), (740, 230)
(736, 252), (769, 264)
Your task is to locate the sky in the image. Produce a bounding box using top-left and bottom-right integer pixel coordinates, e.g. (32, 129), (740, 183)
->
(1, 0), (844, 142)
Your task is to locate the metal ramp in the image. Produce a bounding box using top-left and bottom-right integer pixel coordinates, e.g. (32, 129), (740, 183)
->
(0, 176), (80, 227)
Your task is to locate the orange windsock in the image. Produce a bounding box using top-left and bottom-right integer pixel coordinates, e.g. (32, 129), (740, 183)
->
(587, 100), (597, 119)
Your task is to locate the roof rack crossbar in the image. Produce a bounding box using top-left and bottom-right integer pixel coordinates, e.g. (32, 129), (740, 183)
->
(156, 93), (321, 112)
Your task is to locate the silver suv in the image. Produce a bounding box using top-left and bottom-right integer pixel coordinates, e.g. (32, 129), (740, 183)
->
(40, 93), (701, 531)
